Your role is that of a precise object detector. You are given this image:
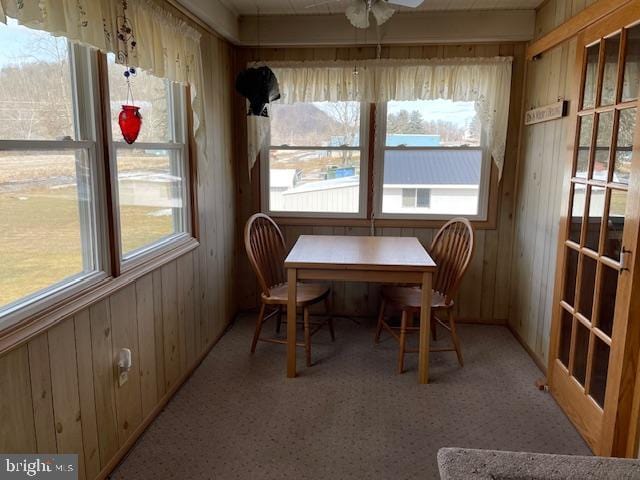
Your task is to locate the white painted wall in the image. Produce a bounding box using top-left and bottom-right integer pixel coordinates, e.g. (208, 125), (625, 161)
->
(382, 186), (479, 215)
(280, 184), (360, 213)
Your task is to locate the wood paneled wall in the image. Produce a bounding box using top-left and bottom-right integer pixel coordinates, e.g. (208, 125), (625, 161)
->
(0, 31), (236, 480)
(508, 0), (597, 367)
(234, 42), (526, 323)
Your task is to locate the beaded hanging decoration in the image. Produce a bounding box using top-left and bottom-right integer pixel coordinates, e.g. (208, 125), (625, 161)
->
(116, 1), (143, 144)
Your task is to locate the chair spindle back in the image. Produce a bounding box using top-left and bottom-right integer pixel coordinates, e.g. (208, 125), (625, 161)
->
(429, 218), (475, 305)
(244, 213), (287, 297)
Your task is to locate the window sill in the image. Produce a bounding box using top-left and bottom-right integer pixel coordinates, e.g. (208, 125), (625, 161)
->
(0, 236), (199, 356)
(271, 216), (497, 230)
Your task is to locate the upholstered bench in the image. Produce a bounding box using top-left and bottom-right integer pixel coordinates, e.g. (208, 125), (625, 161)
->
(437, 447), (640, 479)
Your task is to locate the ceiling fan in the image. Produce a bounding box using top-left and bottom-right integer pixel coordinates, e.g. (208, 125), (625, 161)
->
(306, 0), (425, 29)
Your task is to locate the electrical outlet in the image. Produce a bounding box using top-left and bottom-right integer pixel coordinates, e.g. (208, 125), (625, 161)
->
(117, 347), (132, 387)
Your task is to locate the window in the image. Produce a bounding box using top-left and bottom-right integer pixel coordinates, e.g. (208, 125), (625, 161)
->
(262, 98), (494, 222)
(107, 54), (190, 262)
(376, 99), (490, 219)
(0, 20), (103, 320)
(265, 101), (368, 216)
(401, 188), (432, 209)
(0, 21), (196, 330)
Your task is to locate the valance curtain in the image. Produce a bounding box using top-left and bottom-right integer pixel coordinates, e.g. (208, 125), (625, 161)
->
(250, 57), (512, 180)
(0, 0), (206, 162)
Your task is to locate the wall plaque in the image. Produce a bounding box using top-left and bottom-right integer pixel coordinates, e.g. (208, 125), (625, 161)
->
(525, 100), (568, 125)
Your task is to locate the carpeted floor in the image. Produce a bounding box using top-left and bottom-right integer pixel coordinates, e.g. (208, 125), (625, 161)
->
(110, 314), (590, 479)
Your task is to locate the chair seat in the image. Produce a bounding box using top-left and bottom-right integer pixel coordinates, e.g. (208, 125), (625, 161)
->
(262, 282), (330, 307)
(381, 286), (451, 310)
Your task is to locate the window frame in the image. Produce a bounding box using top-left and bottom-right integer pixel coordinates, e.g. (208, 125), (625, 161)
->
(262, 101), (499, 228)
(0, 42), (110, 330)
(261, 101), (370, 219)
(0, 30), (199, 338)
(106, 74), (193, 274)
(373, 101), (492, 222)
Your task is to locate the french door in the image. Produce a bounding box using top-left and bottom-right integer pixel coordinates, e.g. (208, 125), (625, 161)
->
(549, 2), (640, 457)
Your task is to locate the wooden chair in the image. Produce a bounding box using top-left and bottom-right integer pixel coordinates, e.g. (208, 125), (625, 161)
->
(244, 213), (335, 367)
(374, 218), (475, 373)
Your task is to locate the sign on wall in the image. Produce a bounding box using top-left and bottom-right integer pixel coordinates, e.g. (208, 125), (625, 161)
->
(524, 100), (569, 126)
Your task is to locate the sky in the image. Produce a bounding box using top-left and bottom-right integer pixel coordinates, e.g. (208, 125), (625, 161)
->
(387, 99), (476, 126)
(0, 18), (68, 68)
(0, 17), (477, 128)
(313, 98), (476, 127)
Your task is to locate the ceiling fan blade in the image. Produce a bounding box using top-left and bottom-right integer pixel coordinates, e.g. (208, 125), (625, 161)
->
(345, 0), (370, 28)
(371, 1), (395, 25)
(385, 0), (424, 8)
(305, 0), (342, 9)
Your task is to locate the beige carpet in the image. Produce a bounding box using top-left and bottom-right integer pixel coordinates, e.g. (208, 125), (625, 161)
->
(110, 314), (590, 479)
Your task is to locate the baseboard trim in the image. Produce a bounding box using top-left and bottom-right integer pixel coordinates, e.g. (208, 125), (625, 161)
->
(507, 323), (547, 375)
(96, 317), (234, 480)
(457, 317), (508, 326)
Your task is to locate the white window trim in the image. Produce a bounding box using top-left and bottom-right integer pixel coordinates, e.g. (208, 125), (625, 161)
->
(110, 79), (192, 270)
(373, 101), (492, 222)
(261, 102), (370, 219)
(0, 42), (109, 328)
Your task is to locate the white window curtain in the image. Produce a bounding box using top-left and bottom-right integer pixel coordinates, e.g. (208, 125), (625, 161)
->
(251, 57), (512, 180)
(0, 0), (206, 163)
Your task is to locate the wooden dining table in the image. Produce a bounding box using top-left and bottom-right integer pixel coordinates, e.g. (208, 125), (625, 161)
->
(284, 235), (437, 384)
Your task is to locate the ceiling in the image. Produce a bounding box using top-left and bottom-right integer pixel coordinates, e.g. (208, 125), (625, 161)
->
(219, 0), (544, 16)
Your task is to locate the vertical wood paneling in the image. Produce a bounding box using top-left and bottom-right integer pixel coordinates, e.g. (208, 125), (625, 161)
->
(152, 269), (166, 399)
(234, 42), (526, 323)
(74, 310), (101, 479)
(27, 333), (57, 453)
(176, 255), (189, 373)
(0, 26), (236, 480)
(48, 318), (86, 479)
(109, 285), (143, 446)
(508, 0), (593, 366)
(179, 253), (197, 367)
(89, 300), (119, 467)
(161, 261), (181, 391)
(135, 274), (159, 417)
(0, 345), (36, 453)
(192, 247), (204, 352)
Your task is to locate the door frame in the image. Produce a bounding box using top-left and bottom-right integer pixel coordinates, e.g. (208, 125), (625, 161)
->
(547, 0), (640, 458)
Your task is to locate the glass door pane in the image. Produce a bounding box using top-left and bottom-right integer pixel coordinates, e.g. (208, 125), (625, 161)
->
(583, 44), (600, 109)
(622, 24), (640, 102)
(557, 31), (632, 399)
(551, 14), (640, 456)
(601, 34), (621, 106)
(576, 115), (594, 178)
(613, 108), (636, 184)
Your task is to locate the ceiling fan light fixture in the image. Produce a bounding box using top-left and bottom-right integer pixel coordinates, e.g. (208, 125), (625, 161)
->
(345, 0), (370, 29)
(371, 1), (395, 25)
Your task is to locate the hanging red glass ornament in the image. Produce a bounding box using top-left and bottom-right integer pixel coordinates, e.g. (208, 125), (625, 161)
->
(118, 104), (142, 144)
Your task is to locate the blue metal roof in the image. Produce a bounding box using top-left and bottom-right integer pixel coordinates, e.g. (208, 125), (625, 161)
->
(386, 134), (441, 147)
(383, 149), (482, 186)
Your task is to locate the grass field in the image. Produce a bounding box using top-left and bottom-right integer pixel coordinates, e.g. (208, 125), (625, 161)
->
(1, 152), (176, 309)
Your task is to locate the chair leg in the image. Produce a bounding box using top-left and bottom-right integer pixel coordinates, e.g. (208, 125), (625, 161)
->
(275, 306), (282, 334)
(431, 316), (438, 342)
(325, 295), (335, 341)
(374, 298), (386, 344)
(304, 307), (312, 367)
(398, 310), (409, 374)
(448, 309), (464, 367)
(251, 303), (266, 353)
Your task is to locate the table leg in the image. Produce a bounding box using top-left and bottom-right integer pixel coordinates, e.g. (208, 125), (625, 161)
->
(287, 268), (298, 378)
(418, 272), (433, 384)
